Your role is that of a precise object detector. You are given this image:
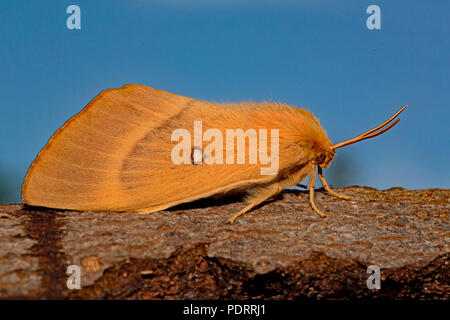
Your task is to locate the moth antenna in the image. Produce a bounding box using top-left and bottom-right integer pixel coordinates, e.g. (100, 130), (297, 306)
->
(332, 119), (400, 149)
(358, 105), (407, 138)
(331, 105), (406, 150)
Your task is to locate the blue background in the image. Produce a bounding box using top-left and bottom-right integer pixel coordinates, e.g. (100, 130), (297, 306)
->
(0, 0), (449, 204)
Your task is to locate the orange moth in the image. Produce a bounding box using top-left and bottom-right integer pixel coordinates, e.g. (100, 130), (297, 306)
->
(22, 84), (406, 223)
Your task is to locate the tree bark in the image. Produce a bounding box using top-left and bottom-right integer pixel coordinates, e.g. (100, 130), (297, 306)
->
(0, 187), (448, 299)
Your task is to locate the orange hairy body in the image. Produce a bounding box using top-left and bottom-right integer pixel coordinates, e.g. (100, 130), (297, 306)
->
(22, 84), (332, 212)
(23, 84), (405, 222)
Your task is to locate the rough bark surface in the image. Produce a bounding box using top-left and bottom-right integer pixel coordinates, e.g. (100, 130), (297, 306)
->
(0, 187), (448, 299)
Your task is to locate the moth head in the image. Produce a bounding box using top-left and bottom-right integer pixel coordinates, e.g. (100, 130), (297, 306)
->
(329, 105), (407, 154)
(317, 149), (335, 168)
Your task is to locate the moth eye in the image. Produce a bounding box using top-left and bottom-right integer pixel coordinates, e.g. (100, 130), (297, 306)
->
(192, 146), (204, 165)
(317, 153), (326, 164)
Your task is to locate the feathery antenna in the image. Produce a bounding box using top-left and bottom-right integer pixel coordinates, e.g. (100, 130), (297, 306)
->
(331, 105), (407, 150)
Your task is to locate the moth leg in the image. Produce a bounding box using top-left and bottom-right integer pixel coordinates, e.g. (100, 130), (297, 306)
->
(227, 184), (283, 224)
(307, 165), (326, 218)
(317, 166), (350, 200)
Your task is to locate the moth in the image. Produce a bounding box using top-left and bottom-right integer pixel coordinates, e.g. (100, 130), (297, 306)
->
(22, 84), (406, 223)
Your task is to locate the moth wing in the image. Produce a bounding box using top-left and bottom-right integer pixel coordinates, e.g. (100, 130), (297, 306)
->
(22, 84), (193, 210)
(115, 99), (280, 212)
